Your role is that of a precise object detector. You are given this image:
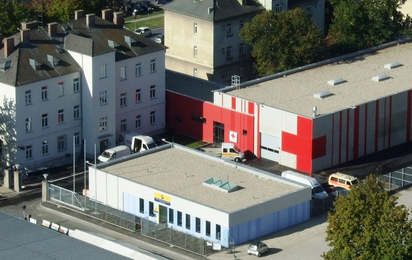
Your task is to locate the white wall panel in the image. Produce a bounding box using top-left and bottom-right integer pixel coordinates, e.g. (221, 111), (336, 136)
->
(340, 111), (347, 164)
(332, 112), (340, 166)
(280, 151), (296, 169)
(377, 99), (385, 151)
(358, 104), (366, 158)
(222, 94), (233, 109)
(281, 111), (297, 135)
(391, 93), (407, 146)
(365, 101), (376, 155)
(260, 106), (282, 134)
(312, 114), (332, 138)
(347, 109), (354, 162)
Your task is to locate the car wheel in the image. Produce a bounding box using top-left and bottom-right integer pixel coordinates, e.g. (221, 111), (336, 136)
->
(234, 157), (240, 162)
(258, 252), (261, 257)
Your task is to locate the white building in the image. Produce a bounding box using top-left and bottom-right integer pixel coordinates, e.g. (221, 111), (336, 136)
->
(0, 10), (165, 171)
(88, 143), (311, 247)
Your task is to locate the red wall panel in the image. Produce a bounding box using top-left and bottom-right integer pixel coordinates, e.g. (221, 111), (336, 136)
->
(248, 102), (254, 114)
(231, 97), (236, 110)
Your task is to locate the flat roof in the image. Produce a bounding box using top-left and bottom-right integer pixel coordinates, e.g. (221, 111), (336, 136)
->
(225, 41), (412, 118)
(101, 145), (301, 213)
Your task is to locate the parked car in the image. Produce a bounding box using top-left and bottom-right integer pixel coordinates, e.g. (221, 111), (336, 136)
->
(140, 1), (156, 11)
(134, 27), (152, 37)
(154, 33), (164, 44)
(247, 241), (269, 257)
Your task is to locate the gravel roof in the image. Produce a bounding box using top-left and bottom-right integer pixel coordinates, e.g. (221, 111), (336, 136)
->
(226, 41), (412, 118)
(101, 145), (300, 213)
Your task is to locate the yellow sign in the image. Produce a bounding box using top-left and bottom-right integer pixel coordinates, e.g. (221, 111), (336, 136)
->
(154, 192), (171, 206)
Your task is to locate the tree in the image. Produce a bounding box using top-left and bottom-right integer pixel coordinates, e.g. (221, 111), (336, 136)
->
(240, 9), (326, 77)
(0, 0), (33, 37)
(327, 0), (411, 55)
(322, 174), (412, 260)
(31, 0), (82, 24)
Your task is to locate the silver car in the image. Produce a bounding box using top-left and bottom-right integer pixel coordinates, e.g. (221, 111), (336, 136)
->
(134, 27), (152, 37)
(247, 241), (269, 257)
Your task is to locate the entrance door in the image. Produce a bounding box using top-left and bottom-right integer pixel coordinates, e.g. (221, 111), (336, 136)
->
(214, 122), (224, 144)
(100, 139), (109, 154)
(159, 205), (167, 224)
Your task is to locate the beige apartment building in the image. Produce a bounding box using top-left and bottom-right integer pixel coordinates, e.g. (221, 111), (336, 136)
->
(164, 0), (264, 84)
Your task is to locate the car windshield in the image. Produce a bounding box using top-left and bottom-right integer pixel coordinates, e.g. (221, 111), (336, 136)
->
(136, 29), (143, 33)
(148, 142), (157, 149)
(100, 151), (112, 159)
(313, 186), (325, 193)
(249, 245), (258, 250)
(351, 179), (359, 185)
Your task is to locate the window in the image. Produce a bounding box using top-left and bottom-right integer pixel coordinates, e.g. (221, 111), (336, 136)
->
(74, 132), (80, 146)
(57, 135), (66, 151)
(120, 66), (127, 80)
(42, 114), (48, 128)
(226, 46), (232, 59)
(120, 119), (126, 132)
(74, 105), (80, 120)
(135, 89), (141, 103)
(42, 140), (48, 155)
(100, 90), (108, 105)
(194, 22), (198, 34)
(222, 48), (225, 54)
(100, 116), (107, 131)
(25, 118), (32, 132)
(41, 86), (48, 101)
(139, 198), (144, 213)
(206, 221), (211, 236)
(275, 4), (282, 13)
(26, 145), (32, 159)
(307, 4), (312, 13)
(58, 109), (64, 123)
(150, 85), (156, 99)
(243, 129), (247, 136)
(100, 63), (107, 78)
(239, 20), (244, 30)
(169, 208), (174, 224)
(25, 90), (31, 105)
(177, 211), (182, 227)
(149, 201), (155, 217)
(195, 217), (200, 233)
(120, 92), (127, 107)
(216, 224), (221, 240)
(73, 78), (80, 92)
(194, 46), (197, 57)
(221, 24), (225, 31)
(58, 82), (64, 96)
(226, 23), (232, 36)
(135, 63), (141, 77)
(239, 43), (244, 55)
(186, 214), (191, 230)
(150, 111), (156, 125)
(193, 68), (197, 77)
(191, 115), (206, 123)
(135, 115), (141, 128)
(150, 59), (156, 73)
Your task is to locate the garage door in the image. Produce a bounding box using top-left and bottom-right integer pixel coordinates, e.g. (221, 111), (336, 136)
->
(260, 133), (280, 162)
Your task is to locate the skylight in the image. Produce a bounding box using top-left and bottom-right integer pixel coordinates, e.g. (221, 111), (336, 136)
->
(314, 91), (334, 99)
(327, 78), (346, 86)
(203, 177), (238, 193)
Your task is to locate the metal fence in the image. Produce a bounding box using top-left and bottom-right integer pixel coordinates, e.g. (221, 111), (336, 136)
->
(140, 217), (213, 256)
(48, 183), (139, 231)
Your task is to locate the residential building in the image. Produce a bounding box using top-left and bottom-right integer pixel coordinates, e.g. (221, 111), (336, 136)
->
(0, 9), (165, 171)
(163, 0), (264, 83)
(166, 40), (412, 174)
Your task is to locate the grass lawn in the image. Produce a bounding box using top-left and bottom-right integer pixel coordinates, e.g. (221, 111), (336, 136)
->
(124, 10), (164, 31)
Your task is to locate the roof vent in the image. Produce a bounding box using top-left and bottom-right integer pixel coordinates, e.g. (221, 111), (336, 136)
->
(124, 35), (136, 47)
(0, 60), (12, 72)
(327, 78), (346, 86)
(372, 74), (390, 82)
(108, 40), (120, 48)
(29, 58), (42, 70)
(384, 62), (402, 69)
(203, 177), (238, 193)
(47, 54), (60, 67)
(314, 91), (334, 99)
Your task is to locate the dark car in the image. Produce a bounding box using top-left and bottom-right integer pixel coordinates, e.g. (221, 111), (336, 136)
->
(141, 1), (160, 11)
(247, 241), (269, 257)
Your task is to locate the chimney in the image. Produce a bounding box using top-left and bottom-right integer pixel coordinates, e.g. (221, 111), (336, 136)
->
(48, 22), (58, 37)
(102, 9), (113, 22)
(86, 14), (95, 28)
(21, 21), (38, 30)
(4, 37), (14, 57)
(20, 29), (30, 43)
(75, 10), (84, 20)
(113, 12), (124, 27)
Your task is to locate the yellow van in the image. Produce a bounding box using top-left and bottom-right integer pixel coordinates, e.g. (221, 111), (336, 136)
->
(328, 172), (358, 190)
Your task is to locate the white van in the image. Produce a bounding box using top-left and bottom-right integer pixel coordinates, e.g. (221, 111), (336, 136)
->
(98, 145), (131, 163)
(281, 170), (328, 199)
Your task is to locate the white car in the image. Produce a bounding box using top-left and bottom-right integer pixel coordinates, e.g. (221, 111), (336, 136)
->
(247, 241), (269, 257)
(134, 27), (151, 37)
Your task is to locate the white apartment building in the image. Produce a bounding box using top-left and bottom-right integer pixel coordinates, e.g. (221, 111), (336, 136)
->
(0, 10), (165, 172)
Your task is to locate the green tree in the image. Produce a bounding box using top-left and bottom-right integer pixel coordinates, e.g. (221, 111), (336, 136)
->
(0, 0), (33, 37)
(327, 0), (411, 55)
(31, 0), (82, 23)
(240, 9), (326, 77)
(322, 174), (412, 260)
